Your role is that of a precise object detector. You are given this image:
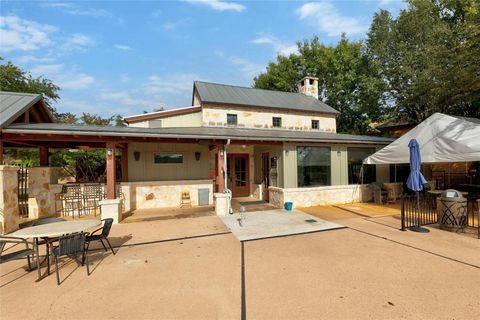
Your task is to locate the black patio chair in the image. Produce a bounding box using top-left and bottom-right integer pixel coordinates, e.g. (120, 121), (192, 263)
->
(86, 218), (116, 256)
(32, 217), (66, 274)
(51, 232), (89, 285)
(0, 236), (35, 271)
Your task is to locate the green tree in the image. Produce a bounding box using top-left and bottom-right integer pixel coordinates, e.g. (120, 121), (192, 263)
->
(366, 0), (480, 123)
(254, 35), (384, 134)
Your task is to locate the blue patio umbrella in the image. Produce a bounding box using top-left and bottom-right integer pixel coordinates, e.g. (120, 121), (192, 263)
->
(406, 139), (429, 233)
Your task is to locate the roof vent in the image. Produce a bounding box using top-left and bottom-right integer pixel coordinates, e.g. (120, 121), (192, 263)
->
(297, 76), (319, 99)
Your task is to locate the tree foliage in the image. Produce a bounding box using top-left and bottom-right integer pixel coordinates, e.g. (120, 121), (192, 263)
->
(255, 35), (384, 134)
(254, 0), (479, 132)
(367, 0), (480, 122)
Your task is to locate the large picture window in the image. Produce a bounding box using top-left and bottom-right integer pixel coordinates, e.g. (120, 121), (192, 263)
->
(297, 146), (331, 187)
(154, 153), (183, 164)
(347, 147), (376, 184)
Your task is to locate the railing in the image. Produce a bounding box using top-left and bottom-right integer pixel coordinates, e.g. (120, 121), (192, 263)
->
(17, 165), (29, 218)
(401, 193), (479, 238)
(400, 193), (438, 230)
(55, 182), (125, 218)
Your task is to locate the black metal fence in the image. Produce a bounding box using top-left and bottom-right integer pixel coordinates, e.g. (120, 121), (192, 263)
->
(400, 193), (438, 230)
(401, 193), (479, 238)
(17, 165), (29, 218)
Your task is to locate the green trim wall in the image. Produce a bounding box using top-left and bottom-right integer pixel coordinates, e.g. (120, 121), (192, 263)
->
(281, 142), (389, 188)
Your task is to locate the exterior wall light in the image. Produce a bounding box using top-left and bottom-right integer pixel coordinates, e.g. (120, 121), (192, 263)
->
(107, 148), (113, 157)
(134, 151), (141, 161)
(195, 151), (201, 161)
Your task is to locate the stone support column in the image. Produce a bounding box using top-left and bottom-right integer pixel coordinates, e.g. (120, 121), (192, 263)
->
(0, 166), (20, 233)
(106, 142), (116, 199)
(216, 147), (225, 193)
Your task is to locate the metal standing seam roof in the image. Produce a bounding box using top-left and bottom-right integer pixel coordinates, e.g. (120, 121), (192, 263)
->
(3, 123), (394, 145)
(0, 91), (51, 128)
(194, 81), (340, 115)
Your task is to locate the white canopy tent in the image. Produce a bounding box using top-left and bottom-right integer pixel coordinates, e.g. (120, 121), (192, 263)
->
(363, 113), (480, 164)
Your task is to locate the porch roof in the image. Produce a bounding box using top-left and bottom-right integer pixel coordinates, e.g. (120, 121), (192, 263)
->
(2, 123), (394, 145)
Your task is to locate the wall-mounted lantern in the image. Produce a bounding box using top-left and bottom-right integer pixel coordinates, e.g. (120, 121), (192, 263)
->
(134, 151), (141, 161)
(107, 148), (113, 157)
(195, 151), (201, 161)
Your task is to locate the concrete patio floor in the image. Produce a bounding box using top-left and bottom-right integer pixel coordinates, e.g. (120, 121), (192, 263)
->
(1, 206), (479, 320)
(221, 209), (344, 241)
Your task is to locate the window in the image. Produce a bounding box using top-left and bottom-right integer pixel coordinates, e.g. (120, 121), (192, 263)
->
(311, 120), (319, 129)
(389, 164), (411, 183)
(154, 153), (183, 164)
(227, 114), (237, 126)
(347, 147), (376, 184)
(297, 146), (331, 187)
(272, 117), (282, 128)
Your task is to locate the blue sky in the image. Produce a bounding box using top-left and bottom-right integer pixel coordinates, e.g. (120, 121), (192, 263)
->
(1, 0), (406, 118)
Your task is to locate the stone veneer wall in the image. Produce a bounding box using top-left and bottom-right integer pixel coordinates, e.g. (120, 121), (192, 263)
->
(28, 167), (63, 219)
(269, 184), (374, 209)
(0, 166), (20, 233)
(202, 105), (336, 132)
(119, 180), (214, 211)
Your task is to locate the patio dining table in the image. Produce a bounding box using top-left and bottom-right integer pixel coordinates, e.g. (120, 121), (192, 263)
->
(9, 220), (101, 281)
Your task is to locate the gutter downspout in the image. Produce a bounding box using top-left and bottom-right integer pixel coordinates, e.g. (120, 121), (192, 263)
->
(223, 139), (233, 214)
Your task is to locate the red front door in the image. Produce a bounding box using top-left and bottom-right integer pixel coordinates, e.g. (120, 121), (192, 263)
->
(227, 154), (249, 197)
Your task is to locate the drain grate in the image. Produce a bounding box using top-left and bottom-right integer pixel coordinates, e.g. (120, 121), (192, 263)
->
(305, 219), (317, 223)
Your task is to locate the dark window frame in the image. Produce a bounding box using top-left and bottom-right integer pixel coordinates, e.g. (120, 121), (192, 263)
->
(272, 117), (282, 128)
(296, 146), (331, 187)
(347, 147), (376, 184)
(311, 120), (319, 129)
(227, 114), (238, 126)
(154, 153), (184, 164)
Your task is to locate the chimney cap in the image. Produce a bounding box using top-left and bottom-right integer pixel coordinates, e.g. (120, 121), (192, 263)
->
(297, 76), (319, 83)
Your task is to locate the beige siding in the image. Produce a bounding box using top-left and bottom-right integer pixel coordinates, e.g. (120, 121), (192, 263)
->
(202, 104), (336, 132)
(128, 142), (210, 182)
(128, 111), (202, 128)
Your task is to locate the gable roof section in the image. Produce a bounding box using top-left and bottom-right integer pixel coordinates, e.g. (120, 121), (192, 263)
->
(0, 91), (54, 128)
(193, 81), (340, 115)
(123, 106), (201, 123)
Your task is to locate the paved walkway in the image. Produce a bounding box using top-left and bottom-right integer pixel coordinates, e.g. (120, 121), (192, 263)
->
(1, 207), (479, 320)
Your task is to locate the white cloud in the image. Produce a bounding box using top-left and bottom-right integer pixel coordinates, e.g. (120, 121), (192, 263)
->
(30, 63), (64, 75)
(30, 63), (95, 90)
(99, 90), (157, 108)
(66, 33), (94, 46)
(161, 18), (192, 31)
(250, 35), (298, 56)
(296, 1), (367, 37)
(40, 2), (111, 18)
(61, 74), (95, 90)
(0, 15), (57, 51)
(14, 55), (56, 64)
(114, 44), (132, 51)
(279, 45), (298, 56)
(229, 56), (265, 79)
(183, 0), (245, 12)
(144, 73), (201, 96)
(251, 37), (274, 45)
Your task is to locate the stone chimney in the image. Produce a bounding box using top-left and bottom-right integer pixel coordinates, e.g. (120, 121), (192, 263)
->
(297, 76), (319, 99)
